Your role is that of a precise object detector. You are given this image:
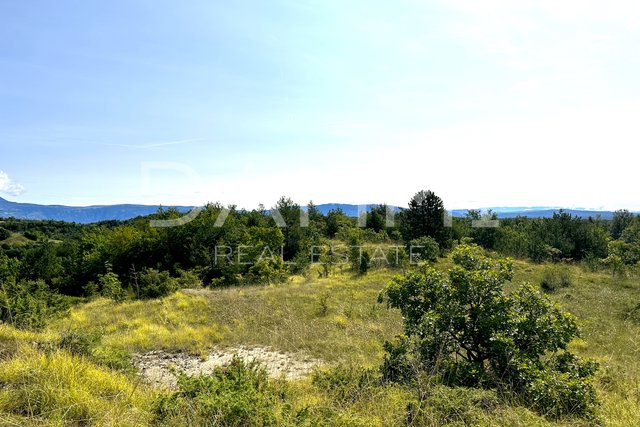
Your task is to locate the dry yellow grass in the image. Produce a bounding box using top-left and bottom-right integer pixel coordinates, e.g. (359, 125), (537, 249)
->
(0, 257), (638, 425)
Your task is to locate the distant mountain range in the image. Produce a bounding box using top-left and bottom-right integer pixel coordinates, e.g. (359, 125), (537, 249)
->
(0, 197), (192, 223)
(314, 204), (625, 220)
(0, 197), (630, 224)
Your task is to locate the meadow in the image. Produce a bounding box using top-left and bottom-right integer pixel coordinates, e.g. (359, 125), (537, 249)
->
(1, 254), (639, 426)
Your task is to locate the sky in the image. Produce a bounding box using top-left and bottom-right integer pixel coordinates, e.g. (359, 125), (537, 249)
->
(1, 0), (639, 210)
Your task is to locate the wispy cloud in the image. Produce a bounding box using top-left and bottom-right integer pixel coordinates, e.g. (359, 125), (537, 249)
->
(0, 171), (25, 196)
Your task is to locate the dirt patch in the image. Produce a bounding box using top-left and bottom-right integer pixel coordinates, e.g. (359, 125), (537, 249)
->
(133, 346), (322, 389)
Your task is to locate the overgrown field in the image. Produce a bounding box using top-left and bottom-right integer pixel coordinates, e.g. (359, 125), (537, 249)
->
(1, 257), (639, 426)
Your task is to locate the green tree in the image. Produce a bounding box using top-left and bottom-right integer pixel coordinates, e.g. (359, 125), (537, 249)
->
(402, 190), (450, 249)
(611, 209), (634, 240)
(603, 240), (630, 277)
(274, 197), (304, 261)
(366, 204), (390, 233)
(325, 208), (352, 238)
(466, 209), (500, 249)
(98, 268), (125, 302)
(379, 244), (599, 419)
(0, 227), (10, 241)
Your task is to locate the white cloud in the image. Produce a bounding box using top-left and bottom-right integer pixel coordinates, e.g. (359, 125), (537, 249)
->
(0, 171), (25, 196)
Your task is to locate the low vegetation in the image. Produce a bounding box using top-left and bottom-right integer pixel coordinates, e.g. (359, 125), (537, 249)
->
(1, 190), (640, 425)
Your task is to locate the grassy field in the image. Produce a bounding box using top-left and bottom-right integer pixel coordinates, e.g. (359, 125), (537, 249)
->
(1, 256), (639, 425)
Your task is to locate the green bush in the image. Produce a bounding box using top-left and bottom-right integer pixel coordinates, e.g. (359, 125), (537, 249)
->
(175, 268), (202, 288)
(137, 268), (178, 299)
(379, 244), (599, 419)
(358, 250), (371, 275)
(154, 357), (299, 426)
(98, 270), (126, 302)
(0, 279), (68, 330)
(540, 264), (572, 292)
(408, 236), (439, 263)
(0, 227), (10, 241)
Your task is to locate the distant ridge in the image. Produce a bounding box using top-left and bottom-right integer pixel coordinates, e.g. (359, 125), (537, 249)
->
(314, 204), (624, 220)
(0, 197), (191, 223)
(0, 197), (629, 224)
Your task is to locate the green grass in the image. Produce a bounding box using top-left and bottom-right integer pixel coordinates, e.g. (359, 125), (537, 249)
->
(0, 231), (31, 246)
(1, 257), (639, 425)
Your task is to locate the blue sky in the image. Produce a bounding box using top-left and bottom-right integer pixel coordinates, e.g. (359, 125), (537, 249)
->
(1, 0), (639, 210)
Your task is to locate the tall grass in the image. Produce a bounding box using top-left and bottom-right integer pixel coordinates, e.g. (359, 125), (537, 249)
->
(0, 346), (155, 426)
(0, 257), (638, 425)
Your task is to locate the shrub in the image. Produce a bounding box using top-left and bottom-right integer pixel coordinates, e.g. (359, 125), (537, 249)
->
(0, 279), (68, 330)
(0, 227), (10, 241)
(540, 264), (572, 292)
(154, 357), (295, 426)
(379, 244), (599, 419)
(98, 270), (126, 302)
(358, 250), (371, 275)
(316, 291), (330, 316)
(248, 260), (285, 284)
(408, 236), (440, 263)
(350, 247), (371, 275)
(23, 230), (40, 241)
(175, 268), (202, 288)
(82, 281), (99, 298)
(137, 268), (178, 299)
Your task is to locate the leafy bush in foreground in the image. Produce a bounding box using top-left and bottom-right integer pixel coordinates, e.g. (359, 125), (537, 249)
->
(379, 244), (599, 419)
(155, 357), (302, 426)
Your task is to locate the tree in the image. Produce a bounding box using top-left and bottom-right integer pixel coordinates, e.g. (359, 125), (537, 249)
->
(611, 210), (634, 240)
(402, 190), (450, 249)
(358, 249), (371, 275)
(306, 200), (326, 237)
(466, 209), (500, 249)
(365, 205), (389, 233)
(379, 244), (599, 419)
(98, 268), (125, 302)
(0, 227), (10, 241)
(274, 197), (304, 261)
(603, 240), (631, 277)
(325, 209), (352, 238)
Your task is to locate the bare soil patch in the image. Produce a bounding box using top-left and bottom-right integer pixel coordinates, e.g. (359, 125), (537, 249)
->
(133, 346), (322, 389)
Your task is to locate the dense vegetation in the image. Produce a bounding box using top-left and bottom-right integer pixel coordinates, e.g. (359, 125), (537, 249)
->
(1, 192), (632, 303)
(1, 190), (640, 425)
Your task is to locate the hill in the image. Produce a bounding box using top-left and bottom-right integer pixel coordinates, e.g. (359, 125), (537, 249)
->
(0, 198), (627, 223)
(0, 197), (191, 223)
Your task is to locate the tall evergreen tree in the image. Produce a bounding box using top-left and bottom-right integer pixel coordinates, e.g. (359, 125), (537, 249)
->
(402, 190), (449, 248)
